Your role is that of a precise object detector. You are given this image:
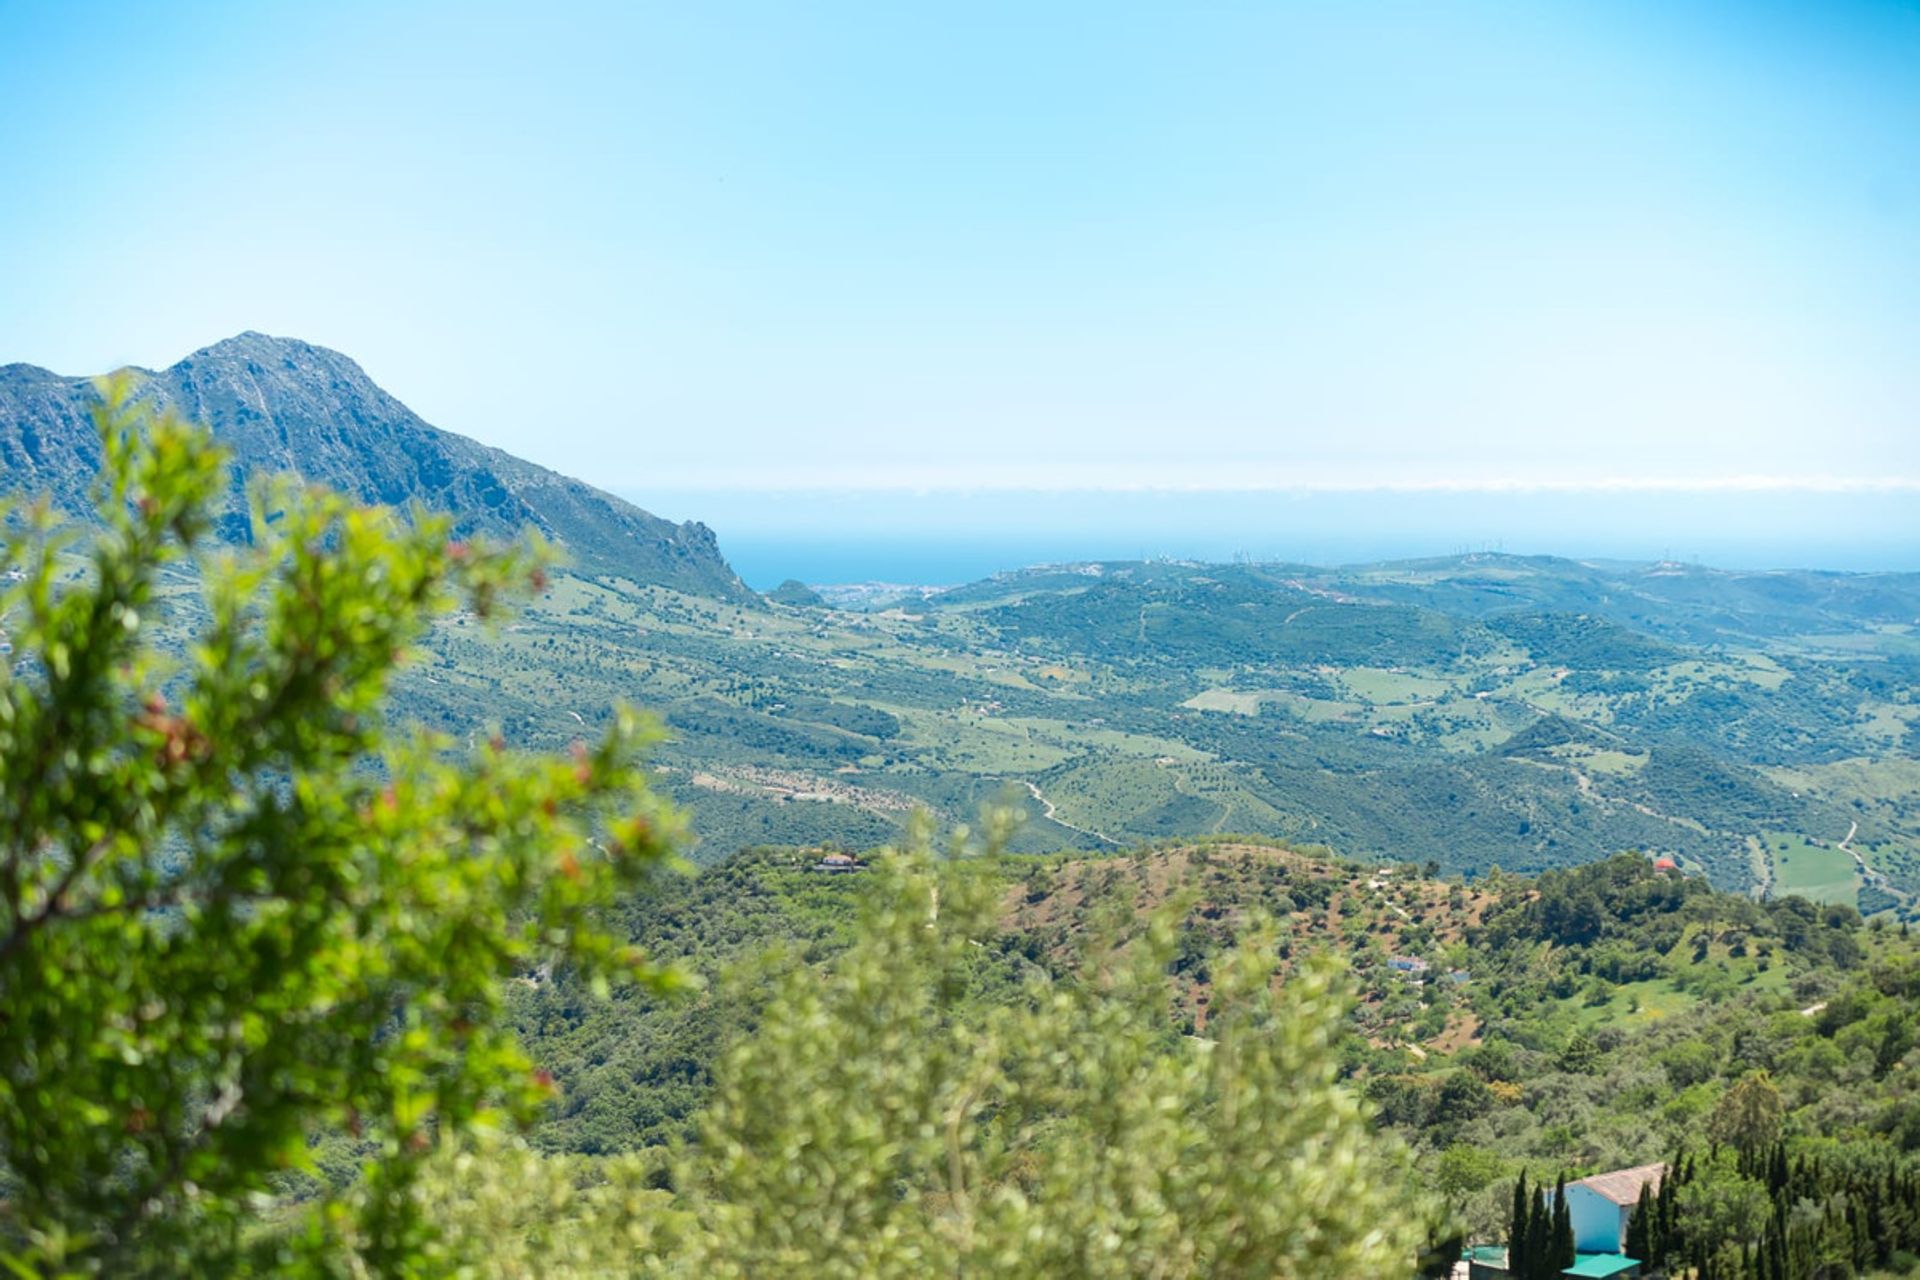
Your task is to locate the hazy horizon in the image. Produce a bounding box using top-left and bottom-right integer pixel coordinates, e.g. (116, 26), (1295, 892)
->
(627, 484), (1920, 588)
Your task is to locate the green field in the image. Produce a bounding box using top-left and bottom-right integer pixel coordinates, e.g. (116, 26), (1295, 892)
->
(1765, 833), (1859, 907)
(1336, 667), (1453, 704)
(1545, 743), (1647, 776)
(1568, 977), (1699, 1030)
(1566, 944), (1792, 1031)
(1182, 688), (1264, 715)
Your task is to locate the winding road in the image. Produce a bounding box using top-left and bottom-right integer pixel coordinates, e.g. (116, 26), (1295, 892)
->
(1021, 780), (1121, 846)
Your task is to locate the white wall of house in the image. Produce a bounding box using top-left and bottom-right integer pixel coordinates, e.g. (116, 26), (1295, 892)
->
(1564, 1185), (1628, 1253)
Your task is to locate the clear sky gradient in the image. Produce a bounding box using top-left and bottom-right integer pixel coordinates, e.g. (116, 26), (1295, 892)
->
(2, 2), (1917, 511)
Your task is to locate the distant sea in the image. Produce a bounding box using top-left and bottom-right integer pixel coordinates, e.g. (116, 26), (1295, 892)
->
(620, 487), (1920, 592)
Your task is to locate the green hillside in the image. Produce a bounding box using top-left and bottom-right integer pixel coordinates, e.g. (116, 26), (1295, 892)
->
(502, 836), (1920, 1262)
(385, 554), (1920, 917)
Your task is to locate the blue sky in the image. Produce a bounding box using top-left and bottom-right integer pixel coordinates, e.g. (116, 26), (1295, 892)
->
(2, 1), (1917, 504)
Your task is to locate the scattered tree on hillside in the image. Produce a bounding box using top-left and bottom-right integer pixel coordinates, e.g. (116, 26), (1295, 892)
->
(1709, 1071), (1785, 1168)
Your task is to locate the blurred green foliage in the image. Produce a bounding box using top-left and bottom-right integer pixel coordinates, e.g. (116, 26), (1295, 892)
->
(386, 824), (1436, 1277)
(0, 379), (682, 1274)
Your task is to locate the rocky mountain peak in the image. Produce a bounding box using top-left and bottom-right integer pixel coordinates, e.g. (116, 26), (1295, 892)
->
(0, 334), (753, 602)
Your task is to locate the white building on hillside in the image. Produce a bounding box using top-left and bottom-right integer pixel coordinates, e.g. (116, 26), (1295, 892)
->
(1551, 1162), (1664, 1254)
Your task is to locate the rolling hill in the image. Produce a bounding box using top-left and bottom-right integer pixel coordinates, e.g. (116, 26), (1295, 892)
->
(508, 837), (1893, 1191)
(373, 548), (1920, 912)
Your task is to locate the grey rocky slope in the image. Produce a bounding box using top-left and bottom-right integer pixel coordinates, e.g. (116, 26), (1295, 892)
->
(0, 331), (751, 600)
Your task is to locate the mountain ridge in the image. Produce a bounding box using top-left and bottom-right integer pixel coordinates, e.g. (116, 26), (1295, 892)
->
(920, 552), (1920, 647)
(0, 332), (753, 601)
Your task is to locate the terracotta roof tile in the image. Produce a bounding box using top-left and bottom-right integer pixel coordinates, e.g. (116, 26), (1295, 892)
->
(1570, 1162), (1665, 1206)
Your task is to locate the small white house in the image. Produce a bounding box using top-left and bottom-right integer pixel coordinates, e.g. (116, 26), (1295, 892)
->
(1550, 1163), (1664, 1254)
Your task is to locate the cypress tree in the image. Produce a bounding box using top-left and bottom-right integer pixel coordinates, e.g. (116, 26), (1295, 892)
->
(1525, 1185), (1551, 1280)
(1625, 1182), (1653, 1262)
(1510, 1171), (1530, 1276)
(1655, 1168), (1676, 1266)
(1869, 1172), (1891, 1265)
(1552, 1173), (1575, 1271)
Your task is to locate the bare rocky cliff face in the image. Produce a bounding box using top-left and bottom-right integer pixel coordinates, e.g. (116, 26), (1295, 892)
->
(0, 332), (751, 601)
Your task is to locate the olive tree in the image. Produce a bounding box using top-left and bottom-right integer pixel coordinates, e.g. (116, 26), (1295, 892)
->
(676, 822), (1431, 1278)
(1707, 1069), (1784, 1162)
